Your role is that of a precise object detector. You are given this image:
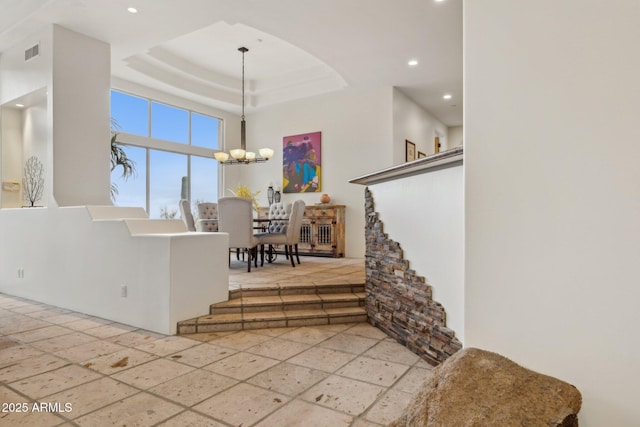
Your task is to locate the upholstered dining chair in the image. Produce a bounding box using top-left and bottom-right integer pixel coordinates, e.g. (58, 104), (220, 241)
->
(266, 202), (291, 233)
(179, 199), (196, 232)
(218, 197), (260, 272)
(196, 202), (218, 232)
(257, 200), (305, 267)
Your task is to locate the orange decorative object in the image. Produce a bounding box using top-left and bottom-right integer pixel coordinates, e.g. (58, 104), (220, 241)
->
(320, 194), (331, 204)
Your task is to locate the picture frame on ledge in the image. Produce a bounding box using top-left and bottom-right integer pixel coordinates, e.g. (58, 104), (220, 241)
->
(405, 140), (416, 162)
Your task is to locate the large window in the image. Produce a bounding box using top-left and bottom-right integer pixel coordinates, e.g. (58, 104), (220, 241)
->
(110, 90), (221, 219)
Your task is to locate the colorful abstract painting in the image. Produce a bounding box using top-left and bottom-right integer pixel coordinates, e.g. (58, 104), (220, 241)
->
(283, 131), (321, 193)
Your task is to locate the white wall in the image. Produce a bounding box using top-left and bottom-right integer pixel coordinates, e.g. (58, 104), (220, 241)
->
(51, 25), (111, 206)
(368, 161), (464, 341)
(0, 206), (229, 334)
(1, 108), (24, 208)
(238, 86), (394, 258)
(465, 1), (640, 426)
(392, 88), (449, 163)
(448, 126), (463, 147)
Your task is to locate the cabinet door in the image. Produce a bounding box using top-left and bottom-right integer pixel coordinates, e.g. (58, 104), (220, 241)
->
(311, 217), (337, 254)
(299, 221), (313, 252)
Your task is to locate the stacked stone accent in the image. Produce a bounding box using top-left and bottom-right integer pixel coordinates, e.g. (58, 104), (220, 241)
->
(364, 188), (462, 366)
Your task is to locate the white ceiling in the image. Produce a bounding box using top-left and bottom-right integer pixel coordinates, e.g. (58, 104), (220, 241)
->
(0, 0), (463, 126)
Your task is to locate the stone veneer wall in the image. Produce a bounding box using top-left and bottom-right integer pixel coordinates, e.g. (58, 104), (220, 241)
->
(364, 188), (462, 366)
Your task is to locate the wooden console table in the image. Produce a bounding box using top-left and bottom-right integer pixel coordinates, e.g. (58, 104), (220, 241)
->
(257, 204), (345, 257)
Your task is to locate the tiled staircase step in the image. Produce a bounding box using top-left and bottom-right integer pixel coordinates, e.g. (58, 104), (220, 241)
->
(183, 283), (368, 335)
(210, 291), (365, 315)
(325, 307), (368, 324)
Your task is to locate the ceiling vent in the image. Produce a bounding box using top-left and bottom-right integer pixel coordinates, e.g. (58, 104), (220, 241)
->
(25, 43), (40, 61)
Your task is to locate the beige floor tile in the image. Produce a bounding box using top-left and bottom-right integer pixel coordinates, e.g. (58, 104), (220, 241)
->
(0, 387), (68, 425)
(319, 333), (379, 354)
(288, 347), (356, 373)
(133, 335), (199, 356)
(8, 325), (71, 343)
(0, 299), (33, 309)
(392, 366), (432, 394)
(248, 362), (328, 396)
(246, 327), (298, 337)
(193, 383), (288, 426)
(44, 377), (139, 418)
(81, 348), (158, 375)
(179, 331), (235, 342)
(301, 375), (385, 416)
(207, 330), (272, 350)
(149, 369), (238, 406)
(364, 389), (414, 425)
(9, 364), (101, 399)
(343, 323), (389, 340)
(30, 331), (97, 353)
(44, 312), (90, 325)
(10, 304), (49, 314)
(106, 330), (164, 347)
(0, 316), (50, 335)
(0, 409), (66, 426)
(112, 358), (194, 389)
(246, 337), (311, 360)
(74, 392), (182, 427)
(166, 342), (237, 367)
(24, 309), (72, 320)
(278, 326), (337, 345)
(0, 353), (69, 383)
(203, 351), (279, 380)
(363, 340), (420, 366)
(337, 356), (409, 387)
(0, 344), (44, 366)
(414, 358), (435, 369)
(254, 399), (352, 427)
(82, 323), (136, 339)
(53, 340), (126, 363)
(62, 317), (113, 331)
(156, 410), (227, 427)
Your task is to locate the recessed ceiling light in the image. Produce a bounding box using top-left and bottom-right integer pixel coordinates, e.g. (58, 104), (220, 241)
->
(408, 59), (418, 67)
(127, 7), (138, 13)
(15, 103), (24, 108)
(443, 94), (452, 100)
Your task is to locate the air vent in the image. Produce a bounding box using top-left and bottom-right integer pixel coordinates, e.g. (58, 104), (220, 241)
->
(25, 43), (40, 61)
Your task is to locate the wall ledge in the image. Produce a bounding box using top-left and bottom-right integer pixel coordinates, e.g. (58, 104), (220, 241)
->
(349, 146), (463, 186)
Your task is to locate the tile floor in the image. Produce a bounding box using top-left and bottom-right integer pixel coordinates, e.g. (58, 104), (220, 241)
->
(228, 256), (366, 291)
(0, 258), (432, 426)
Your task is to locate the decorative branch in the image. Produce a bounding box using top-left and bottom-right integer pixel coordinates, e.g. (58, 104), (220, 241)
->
(23, 155), (44, 207)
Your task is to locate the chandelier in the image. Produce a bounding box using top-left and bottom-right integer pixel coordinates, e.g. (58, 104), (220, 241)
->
(214, 47), (274, 164)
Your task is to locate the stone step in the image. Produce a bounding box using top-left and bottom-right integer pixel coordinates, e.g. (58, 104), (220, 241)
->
(209, 292), (365, 315)
(177, 306), (367, 334)
(177, 283), (368, 335)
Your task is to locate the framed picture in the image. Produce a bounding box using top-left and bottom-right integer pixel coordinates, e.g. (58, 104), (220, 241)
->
(418, 151), (426, 159)
(283, 131), (321, 193)
(405, 140), (416, 162)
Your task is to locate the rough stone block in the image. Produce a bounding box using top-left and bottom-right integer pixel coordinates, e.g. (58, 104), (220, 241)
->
(391, 348), (582, 427)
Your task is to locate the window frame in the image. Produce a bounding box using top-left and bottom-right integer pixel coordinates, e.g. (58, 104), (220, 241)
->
(110, 89), (222, 215)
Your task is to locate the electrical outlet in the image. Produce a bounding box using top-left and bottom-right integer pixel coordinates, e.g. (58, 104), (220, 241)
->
(17, 268), (24, 279)
(120, 285), (127, 298)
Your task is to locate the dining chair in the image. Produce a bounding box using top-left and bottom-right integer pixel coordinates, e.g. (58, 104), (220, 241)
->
(257, 200), (305, 267)
(196, 202), (218, 232)
(179, 199), (196, 232)
(218, 197), (260, 272)
(267, 202), (291, 233)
